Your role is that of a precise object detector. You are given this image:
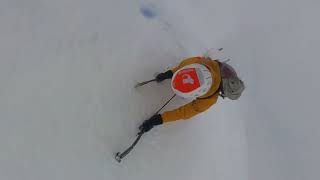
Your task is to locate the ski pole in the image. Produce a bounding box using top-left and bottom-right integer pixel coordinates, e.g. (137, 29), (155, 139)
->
(134, 79), (157, 88)
(154, 94), (176, 114)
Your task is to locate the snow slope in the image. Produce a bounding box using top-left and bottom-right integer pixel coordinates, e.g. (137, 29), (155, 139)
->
(1, 0), (318, 180)
(0, 1), (248, 179)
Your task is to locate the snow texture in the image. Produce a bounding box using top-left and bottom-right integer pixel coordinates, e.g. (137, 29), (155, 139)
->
(0, 0), (319, 180)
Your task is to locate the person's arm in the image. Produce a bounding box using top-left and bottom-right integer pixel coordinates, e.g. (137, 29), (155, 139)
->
(139, 94), (219, 132)
(171, 57), (203, 73)
(155, 70), (173, 82)
(161, 94), (219, 123)
(156, 57), (203, 82)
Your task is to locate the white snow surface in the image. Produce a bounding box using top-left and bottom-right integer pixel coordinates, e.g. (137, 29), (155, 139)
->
(1, 0), (319, 180)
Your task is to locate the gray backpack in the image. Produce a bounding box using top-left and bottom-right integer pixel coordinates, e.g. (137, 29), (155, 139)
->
(219, 61), (245, 100)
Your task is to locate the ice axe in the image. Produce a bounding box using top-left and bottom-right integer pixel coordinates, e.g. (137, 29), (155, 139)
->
(115, 94), (176, 162)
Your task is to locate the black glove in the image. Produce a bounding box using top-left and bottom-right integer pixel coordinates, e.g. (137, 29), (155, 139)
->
(155, 70), (173, 82)
(139, 114), (163, 132)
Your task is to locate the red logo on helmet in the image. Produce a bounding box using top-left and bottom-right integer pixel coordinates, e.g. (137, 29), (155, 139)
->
(172, 68), (201, 93)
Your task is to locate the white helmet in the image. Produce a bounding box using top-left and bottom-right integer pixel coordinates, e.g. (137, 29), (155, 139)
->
(171, 64), (212, 99)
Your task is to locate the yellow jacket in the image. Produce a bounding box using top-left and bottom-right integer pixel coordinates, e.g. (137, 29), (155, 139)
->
(162, 57), (222, 123)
